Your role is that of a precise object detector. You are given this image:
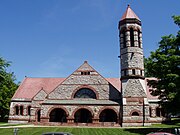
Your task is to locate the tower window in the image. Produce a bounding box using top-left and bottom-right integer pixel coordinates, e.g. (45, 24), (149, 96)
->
(138, 30), (141, 48)
(132, 69), (135, 75)
(130, 28), (134, 47)
(122, 30), (126, 48)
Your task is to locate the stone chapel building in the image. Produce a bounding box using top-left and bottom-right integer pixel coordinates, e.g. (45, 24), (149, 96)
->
(8, 5), (165, 127)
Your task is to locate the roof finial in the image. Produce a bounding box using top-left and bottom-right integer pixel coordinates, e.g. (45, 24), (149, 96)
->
(127, 4), (130, 8)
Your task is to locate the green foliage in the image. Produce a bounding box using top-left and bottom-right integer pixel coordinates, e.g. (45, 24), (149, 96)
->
(145, 16), (180, 114)
(0, 56), (18, 120)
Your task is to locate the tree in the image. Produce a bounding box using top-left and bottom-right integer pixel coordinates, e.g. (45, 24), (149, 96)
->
(0, 56), (18, 120)
(145, 16), (180, 115)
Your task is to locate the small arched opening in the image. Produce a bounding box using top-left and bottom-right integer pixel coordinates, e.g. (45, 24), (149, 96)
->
(99, 109), (118, 122)
(132, 112), (139, 116)
(49, 108), (67, 122)
(74, 108), (93, 123)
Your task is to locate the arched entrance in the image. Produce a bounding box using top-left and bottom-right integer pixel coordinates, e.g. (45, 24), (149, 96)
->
(49, 108), (67, 122)
(74, 108), (92, 123)
(99, 109), (117, 122)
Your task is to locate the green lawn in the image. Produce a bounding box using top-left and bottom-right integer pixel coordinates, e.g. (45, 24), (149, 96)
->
(0, 119), (179, 135)
(0, 126), (179, 135)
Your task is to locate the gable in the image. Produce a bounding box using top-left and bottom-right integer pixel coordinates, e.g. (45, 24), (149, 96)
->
(48, 61), (111, 99)
(33, 89), (47, 101)
(123, 79), (146, 97)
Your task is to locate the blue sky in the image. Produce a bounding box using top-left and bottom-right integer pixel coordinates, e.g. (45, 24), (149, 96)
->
(0, 0), (180, 82)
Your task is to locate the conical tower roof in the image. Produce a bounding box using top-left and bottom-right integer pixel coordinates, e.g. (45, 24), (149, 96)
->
(120, 5), (140, 21)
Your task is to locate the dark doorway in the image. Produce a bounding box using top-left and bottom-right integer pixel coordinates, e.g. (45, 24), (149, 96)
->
(49, 108), (67, 122)
(74, 109), (92, 123)
(99, 109), (117, 122)
(37, 110), (41, 122)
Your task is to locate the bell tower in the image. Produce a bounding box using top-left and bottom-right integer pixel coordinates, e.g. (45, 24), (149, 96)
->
(119, 5), (150, 126)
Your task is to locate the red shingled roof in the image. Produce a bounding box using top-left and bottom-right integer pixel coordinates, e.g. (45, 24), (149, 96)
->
(12, 77), (157, 100)
(12, 78), (65, 100)
(121, 5), (140, 21)
(106, 78), (121, 92)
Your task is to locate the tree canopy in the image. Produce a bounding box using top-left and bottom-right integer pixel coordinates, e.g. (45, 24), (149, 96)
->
(0, 56), (18, 120)
(145, 16), (180, 115)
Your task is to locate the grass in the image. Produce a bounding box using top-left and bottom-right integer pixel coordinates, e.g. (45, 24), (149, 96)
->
(0, 127), (140, 135)
(0, 126), (179, 135)
(0, 119), (179, 135)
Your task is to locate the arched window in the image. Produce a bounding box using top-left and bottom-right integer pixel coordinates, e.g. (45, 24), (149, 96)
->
(27, 106), (31, 116)
(15, 106), (19, 115)
(132, 112), (139, 116)
(20, 105), (23, 115)
(130, 28), (134, 47)
(138, 29), (141, 48)
(74, 88), (96, 99)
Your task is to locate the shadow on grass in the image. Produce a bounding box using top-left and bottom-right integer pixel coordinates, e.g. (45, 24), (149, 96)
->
(162, 119), (180, 126)
(124, 128), (177, 135)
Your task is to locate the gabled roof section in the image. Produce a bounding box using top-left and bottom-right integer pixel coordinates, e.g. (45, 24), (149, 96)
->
(12, 77), (65, 100)
(120, 5), (140, 21)
(76, 61), (95, 71)
(60, 61), (109, 85)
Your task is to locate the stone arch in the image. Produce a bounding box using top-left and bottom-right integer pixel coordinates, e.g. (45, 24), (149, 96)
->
(127, 25), (136, 31)
(130, 110), (141, 116)
(99, 109), (118, 122)
(49, 108), (68, 122)
(97, 107), (119, 120)
(72, 107), (94, 123)
(120, 27), (127, 33)
(71, 85), (99, 99)
(47, 106), (69, 118)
